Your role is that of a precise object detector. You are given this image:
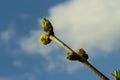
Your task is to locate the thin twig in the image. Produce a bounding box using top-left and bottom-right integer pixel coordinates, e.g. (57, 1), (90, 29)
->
(49, 35), (110, 80)
(50, 35), (74, 53)
(83, 61), (110, 80)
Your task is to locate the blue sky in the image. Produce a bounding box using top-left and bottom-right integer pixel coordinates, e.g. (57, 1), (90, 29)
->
(0, 0), (120, 80)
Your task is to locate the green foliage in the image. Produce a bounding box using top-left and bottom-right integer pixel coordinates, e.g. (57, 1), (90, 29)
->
(112, 70), (120, 80)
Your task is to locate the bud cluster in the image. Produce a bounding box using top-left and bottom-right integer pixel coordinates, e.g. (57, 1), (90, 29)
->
(38, 18), (54, 45)
(66, 48), (89, 62)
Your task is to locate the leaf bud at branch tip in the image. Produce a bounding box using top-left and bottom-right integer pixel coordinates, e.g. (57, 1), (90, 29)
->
(41, 18), (53, 33)
(38, 33), (51, 45)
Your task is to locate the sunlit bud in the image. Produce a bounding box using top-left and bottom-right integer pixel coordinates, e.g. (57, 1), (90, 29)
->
(41, 18), (53, 32)
(38, 33), (51, 45)
(66, 52), (79, 61)
(76, 48), (89, 60)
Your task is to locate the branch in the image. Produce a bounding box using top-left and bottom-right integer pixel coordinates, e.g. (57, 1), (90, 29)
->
(39, 18), (110, 80)
(50, 35), (110, 80)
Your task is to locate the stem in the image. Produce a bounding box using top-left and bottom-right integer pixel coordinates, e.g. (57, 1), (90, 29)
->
(83, 61), (110, 80)
(49, 35), (110, 80)
(50, 35), (74, 53)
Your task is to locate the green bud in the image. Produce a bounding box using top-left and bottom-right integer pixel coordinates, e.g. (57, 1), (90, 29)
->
(76, 48), (89, 60)
(38, 33), (51, 45)
(41, 18), (53, 33)
(66, 52), (79, 61)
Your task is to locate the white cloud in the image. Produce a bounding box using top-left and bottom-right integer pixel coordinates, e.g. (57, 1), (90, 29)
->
(19, 13), (32, 20)
(19, 0), (120, 73)
(0, 72), (40, 80)
(13, 60), (23, 67)
(47, 61), (83, 73)
(49, 0), (120, 56)
(0, 28), (15, 43)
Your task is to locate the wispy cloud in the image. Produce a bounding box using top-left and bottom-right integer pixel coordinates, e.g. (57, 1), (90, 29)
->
(13, 60), (23, 67)
(45, 53), (83, 73)
(19, 13), (32, 20)
(0, 28), (15, 43)
(0, 71), (41, 80)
